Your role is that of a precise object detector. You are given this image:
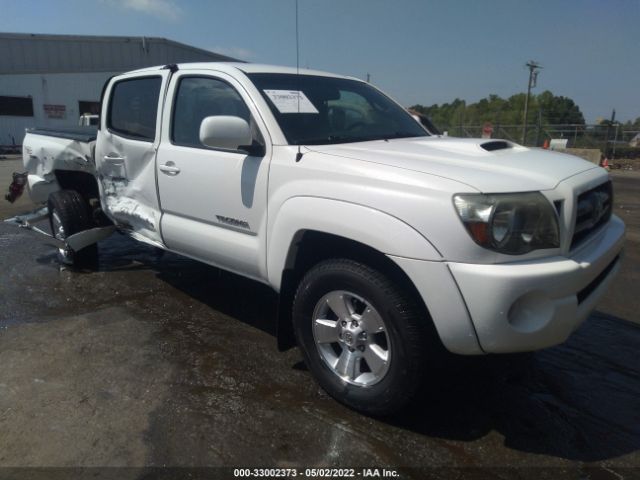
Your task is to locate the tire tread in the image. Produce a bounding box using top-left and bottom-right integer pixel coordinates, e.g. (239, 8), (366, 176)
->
(47, 190), (98, 268)
(293, 258), (432, 416)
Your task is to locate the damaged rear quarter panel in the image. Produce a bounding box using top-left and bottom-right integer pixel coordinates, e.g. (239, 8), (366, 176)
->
(22, 133), (95, 204)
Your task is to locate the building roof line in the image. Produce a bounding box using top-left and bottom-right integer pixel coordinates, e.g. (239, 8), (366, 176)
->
(0, 32), (239, 62)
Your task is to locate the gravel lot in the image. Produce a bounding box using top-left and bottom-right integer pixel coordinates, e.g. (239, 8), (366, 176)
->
(0, 158), (638, 479)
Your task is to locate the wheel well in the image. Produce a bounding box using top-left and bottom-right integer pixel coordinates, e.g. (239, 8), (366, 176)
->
(276, 230), (432, 351)
(53, 170), (112, 227)
(54, 170), (100, 202)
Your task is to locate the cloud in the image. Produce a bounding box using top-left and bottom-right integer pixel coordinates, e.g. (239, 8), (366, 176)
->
(209, 46), (255, 61)
(103, 0), (183, 21)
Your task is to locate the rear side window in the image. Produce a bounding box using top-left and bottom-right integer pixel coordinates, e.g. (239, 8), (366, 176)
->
(108, 77), (161, 141)
(172, 76), (250, 148)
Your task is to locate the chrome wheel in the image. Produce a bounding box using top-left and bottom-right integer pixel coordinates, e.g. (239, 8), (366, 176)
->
(51, 210), (73, 265)
(312, 290), (390, 387)
(52, 211), (66, 240)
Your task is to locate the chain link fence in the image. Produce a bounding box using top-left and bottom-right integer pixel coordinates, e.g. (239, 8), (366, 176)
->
(444, 124), (640, 159)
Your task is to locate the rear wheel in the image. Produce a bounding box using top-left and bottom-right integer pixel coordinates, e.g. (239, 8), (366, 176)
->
(48, 190), (98, 269)
(292, 259), (431, 415)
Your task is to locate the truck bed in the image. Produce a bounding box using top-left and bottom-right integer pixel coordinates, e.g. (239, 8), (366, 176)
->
(26, 126), (98, 143)
(22, 128), (97, 203)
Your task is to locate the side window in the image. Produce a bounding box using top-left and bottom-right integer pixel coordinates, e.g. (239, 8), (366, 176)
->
(108, 77), (162, 141)
(172, 76), (251, 148)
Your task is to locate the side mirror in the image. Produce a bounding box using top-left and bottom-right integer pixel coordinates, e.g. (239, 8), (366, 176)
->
(199, 116), (253, 152)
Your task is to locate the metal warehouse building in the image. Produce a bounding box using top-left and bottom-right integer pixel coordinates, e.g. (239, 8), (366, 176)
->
(0, 32), (237, 146)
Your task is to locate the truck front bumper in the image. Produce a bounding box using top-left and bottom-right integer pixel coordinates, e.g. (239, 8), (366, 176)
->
(448, 215), (625, 353)
(389, 215), (625, 355)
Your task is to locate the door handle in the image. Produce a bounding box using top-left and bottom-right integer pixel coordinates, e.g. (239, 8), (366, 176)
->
(103, 154), (125, 163)
(159, 162), (181, 175)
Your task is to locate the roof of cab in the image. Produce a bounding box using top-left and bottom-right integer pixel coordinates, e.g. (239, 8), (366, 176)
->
(126, 62), (355, 80)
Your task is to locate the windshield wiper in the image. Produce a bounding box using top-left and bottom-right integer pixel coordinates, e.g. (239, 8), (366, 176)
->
(326, 134), (366, 143)
(296, 133), (425, 146)
(383, 132), (425, 140)
(296, 135), (370, 145)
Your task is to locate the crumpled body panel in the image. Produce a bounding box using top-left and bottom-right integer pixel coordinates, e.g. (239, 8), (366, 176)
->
(22, 131), (95, 203)
(96, 133), (164, 246)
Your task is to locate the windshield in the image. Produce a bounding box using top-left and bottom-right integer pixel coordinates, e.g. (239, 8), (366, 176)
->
(248, 73), (429, 145)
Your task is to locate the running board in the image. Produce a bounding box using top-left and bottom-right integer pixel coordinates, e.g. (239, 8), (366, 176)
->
(66, 225), (116, 251)
(4, 206), (116, 250)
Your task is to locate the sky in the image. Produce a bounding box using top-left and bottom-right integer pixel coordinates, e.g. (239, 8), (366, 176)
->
(0, 0), (638, 123)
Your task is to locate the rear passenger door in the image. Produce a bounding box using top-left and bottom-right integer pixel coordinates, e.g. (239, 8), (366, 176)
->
(155, 70), (271, 281)
(96, 70), (170, 246)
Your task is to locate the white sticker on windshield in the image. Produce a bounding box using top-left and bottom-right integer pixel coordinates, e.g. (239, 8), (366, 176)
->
(263, 90), (319, 114)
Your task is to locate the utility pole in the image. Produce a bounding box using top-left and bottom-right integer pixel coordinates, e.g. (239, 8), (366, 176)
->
(612, 122), (619, 160)
(535, 108), (543, 147)
(604, 108), (616, 157)
(522, 60), (542, 145)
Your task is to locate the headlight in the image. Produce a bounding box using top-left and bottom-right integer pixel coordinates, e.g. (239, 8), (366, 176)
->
(453, 192), (559, 255)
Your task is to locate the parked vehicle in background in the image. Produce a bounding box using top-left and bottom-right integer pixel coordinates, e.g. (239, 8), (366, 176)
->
(10, 62), (625, 415)
(78, 113), (99, 126)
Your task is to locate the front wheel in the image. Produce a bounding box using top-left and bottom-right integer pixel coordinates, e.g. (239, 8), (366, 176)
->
(292, 259), (431, 415)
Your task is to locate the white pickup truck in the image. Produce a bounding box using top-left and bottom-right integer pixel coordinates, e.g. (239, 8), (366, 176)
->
(12, 62), (625, 415)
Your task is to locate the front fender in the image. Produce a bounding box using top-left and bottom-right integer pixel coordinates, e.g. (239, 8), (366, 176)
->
(266, 196), (441, 290)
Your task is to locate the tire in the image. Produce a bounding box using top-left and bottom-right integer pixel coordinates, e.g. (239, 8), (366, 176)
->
(292, 258), (431, 416)
(48, 190), (98, 269)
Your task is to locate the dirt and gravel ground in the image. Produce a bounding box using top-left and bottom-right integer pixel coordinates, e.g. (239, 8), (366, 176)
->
(0, 157), (638, 479)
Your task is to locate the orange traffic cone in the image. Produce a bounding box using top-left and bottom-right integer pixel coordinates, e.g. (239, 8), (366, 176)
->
(602, 157), (610, 171)
(542, 139), (550, 149)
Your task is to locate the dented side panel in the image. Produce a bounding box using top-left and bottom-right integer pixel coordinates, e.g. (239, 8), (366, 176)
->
(98, 143), (162, 242)
(22, 133), (95, 203)
(94, 70), (171, 246)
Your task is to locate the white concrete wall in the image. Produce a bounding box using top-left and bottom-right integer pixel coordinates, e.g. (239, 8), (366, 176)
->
(0, 71), (118, 145)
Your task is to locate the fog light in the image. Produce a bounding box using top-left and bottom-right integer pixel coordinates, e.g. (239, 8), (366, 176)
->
(507, 292), (554, 333)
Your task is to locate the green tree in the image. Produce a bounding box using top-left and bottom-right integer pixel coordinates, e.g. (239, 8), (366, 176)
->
(537, 91), (584, 124)
(410, 90), (586, 134)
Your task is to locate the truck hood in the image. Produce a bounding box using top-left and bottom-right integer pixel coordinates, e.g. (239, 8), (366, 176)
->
(307, 137), (598, 192)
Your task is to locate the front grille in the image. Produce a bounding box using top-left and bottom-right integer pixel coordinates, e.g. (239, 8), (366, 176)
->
(570, 181), (612, 249)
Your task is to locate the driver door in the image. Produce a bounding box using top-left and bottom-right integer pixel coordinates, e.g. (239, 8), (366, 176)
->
(155, 70), (271, 280)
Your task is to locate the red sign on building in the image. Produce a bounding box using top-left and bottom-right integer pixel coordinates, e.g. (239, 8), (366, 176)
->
(43, 104), (66, 119)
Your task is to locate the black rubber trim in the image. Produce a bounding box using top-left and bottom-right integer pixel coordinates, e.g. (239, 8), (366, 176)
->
(577, 255), (619, 304)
